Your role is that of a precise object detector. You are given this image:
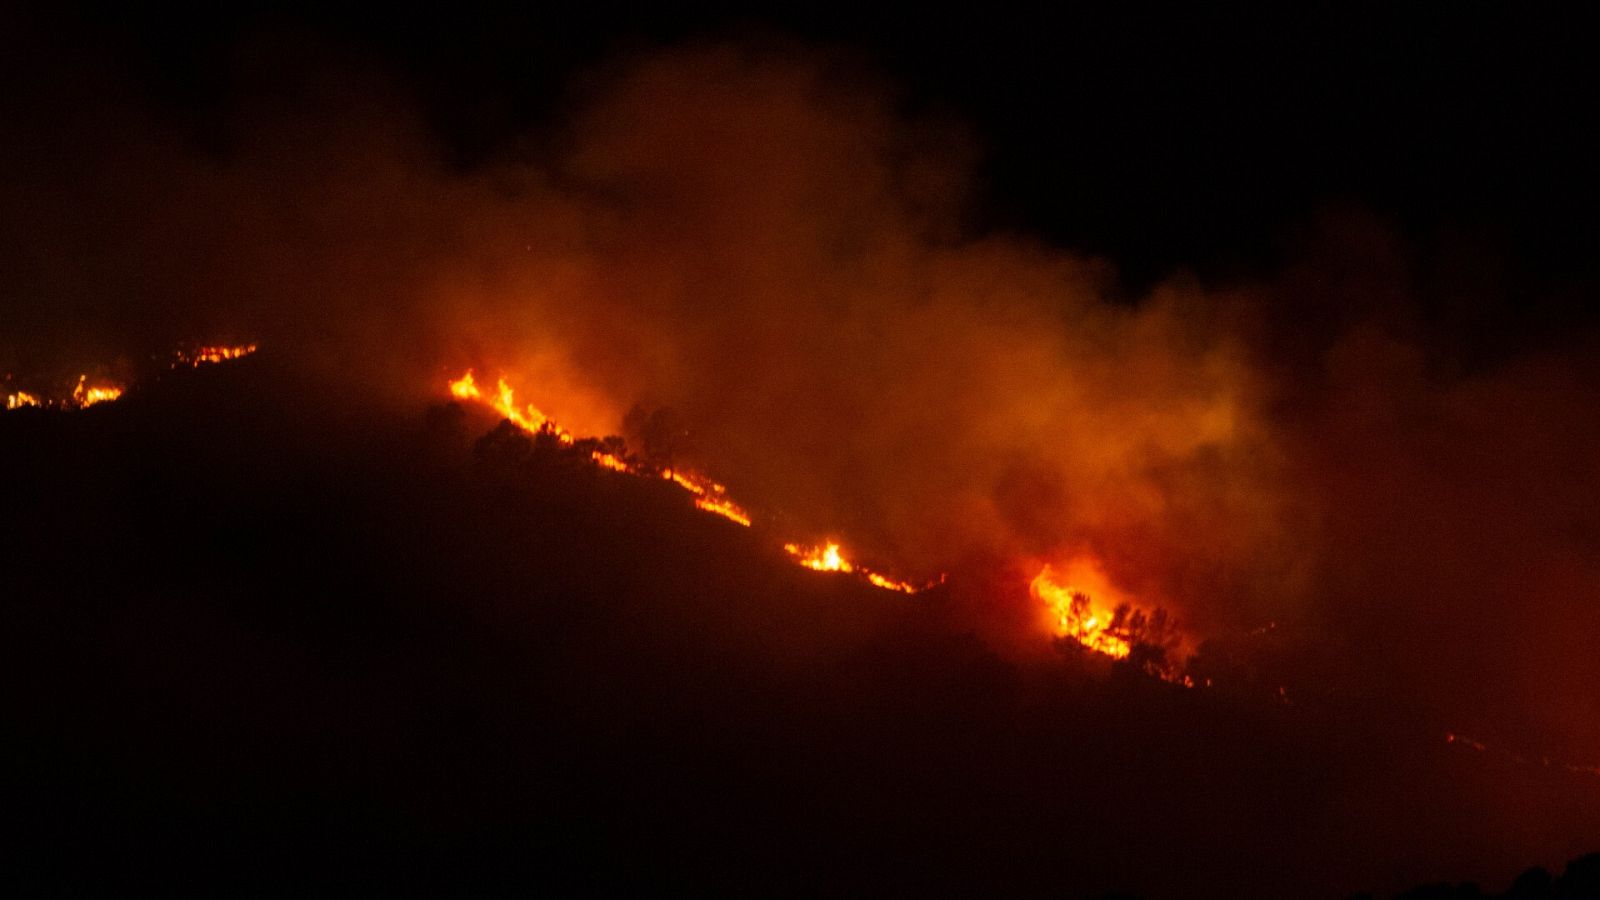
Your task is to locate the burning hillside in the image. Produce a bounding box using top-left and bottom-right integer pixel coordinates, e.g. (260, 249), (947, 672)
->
(7, 10), (1600, 897)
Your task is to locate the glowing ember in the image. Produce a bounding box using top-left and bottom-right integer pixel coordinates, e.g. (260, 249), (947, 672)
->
(1445, 732), (1600, 778)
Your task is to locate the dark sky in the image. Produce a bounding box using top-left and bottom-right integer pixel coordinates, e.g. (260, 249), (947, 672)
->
(19, 3), (1600, 288)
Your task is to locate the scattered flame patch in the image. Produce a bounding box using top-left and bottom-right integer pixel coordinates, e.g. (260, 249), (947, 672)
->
(783, 541), (924, 594)
(71, 375), (122, 408)
(5, 390), (42, 410)
(175, 344), (259, 367)
(451, 370), (758, 527)
(446, 370), (938, 588)
(5, 343), (259, 415)
(5, 376), (123, 411)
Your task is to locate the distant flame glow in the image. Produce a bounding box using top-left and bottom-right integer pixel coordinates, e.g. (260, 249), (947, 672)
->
(176, 344), (258, 367)
(5, 390), (42, 410)
(6, 377), (122, 411)
(72, 375), (122, 408)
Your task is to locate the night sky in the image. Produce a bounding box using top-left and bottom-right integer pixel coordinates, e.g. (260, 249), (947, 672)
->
(4, 4), (1600, 898)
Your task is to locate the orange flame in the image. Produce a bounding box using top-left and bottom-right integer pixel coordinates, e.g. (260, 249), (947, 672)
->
(661, 469), (753, 527)
(1030, 560), (1136, 660)
(177, 344), (258, 367)
(449, 370), (757, 527)
(6, 344), (258, 415)
(71, 375), (122, 408)
(783, 541), (923, 593)
(786, 541), (852, 572)
(445, 370), (942, 590)
(5, 390), (42, 410)
(451, 370), (576, 445)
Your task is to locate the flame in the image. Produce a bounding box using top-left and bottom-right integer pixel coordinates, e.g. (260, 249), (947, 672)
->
(1030, 560), (1136, 660)
(5, 343), (258, 415)
(5, 390), (42, 410)
(71, 375), (123, 408)
(450, 370), (756, 527)
(661, 468), (753, 527)
(448, 371), (481, 401)
(787, 541), (852, 572)
(783, 541), (923, 593)
(175, 344), (258, 367)
(445, 370), (943, 589)
(5, 377), (123, 411)
(452, 370), (575, 444)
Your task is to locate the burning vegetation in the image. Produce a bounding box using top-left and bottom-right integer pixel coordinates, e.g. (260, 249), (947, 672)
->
(447, 370), (945, 596)
(446, 369), (1188, 667)
(3, 344), (259, 413)
(5, 375), (122, 411)
(174, 344), (259, 367)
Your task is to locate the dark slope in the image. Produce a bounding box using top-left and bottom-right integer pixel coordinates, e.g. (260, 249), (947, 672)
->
(2, 357), (1597, 898)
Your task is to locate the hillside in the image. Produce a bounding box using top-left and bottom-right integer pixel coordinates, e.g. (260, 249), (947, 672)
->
(3, 357), (1598, 898)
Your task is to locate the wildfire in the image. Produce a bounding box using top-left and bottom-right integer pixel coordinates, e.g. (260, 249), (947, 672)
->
(782, 541), (923, 594)
(1031, 557), (1187, 671)
(5, 343), (259, 415)
(663, 469), (753, 527)
(5, 390), (41, 410)
(72, 375), (122, 407)
(1031, 564), (1134, 659)
(448, 370), (755, 527)
(175, 344), (259, 367)
(787, 542), (852, 572)
(5, 377), (123, 411)
(448, 371), (574, 444)
(445, 370), (940, 590)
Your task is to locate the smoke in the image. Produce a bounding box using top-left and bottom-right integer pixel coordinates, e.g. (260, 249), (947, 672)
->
(5, 24), (1600, 757)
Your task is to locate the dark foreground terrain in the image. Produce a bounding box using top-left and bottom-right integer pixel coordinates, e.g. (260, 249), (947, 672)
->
(3, 358), (1597, 898)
